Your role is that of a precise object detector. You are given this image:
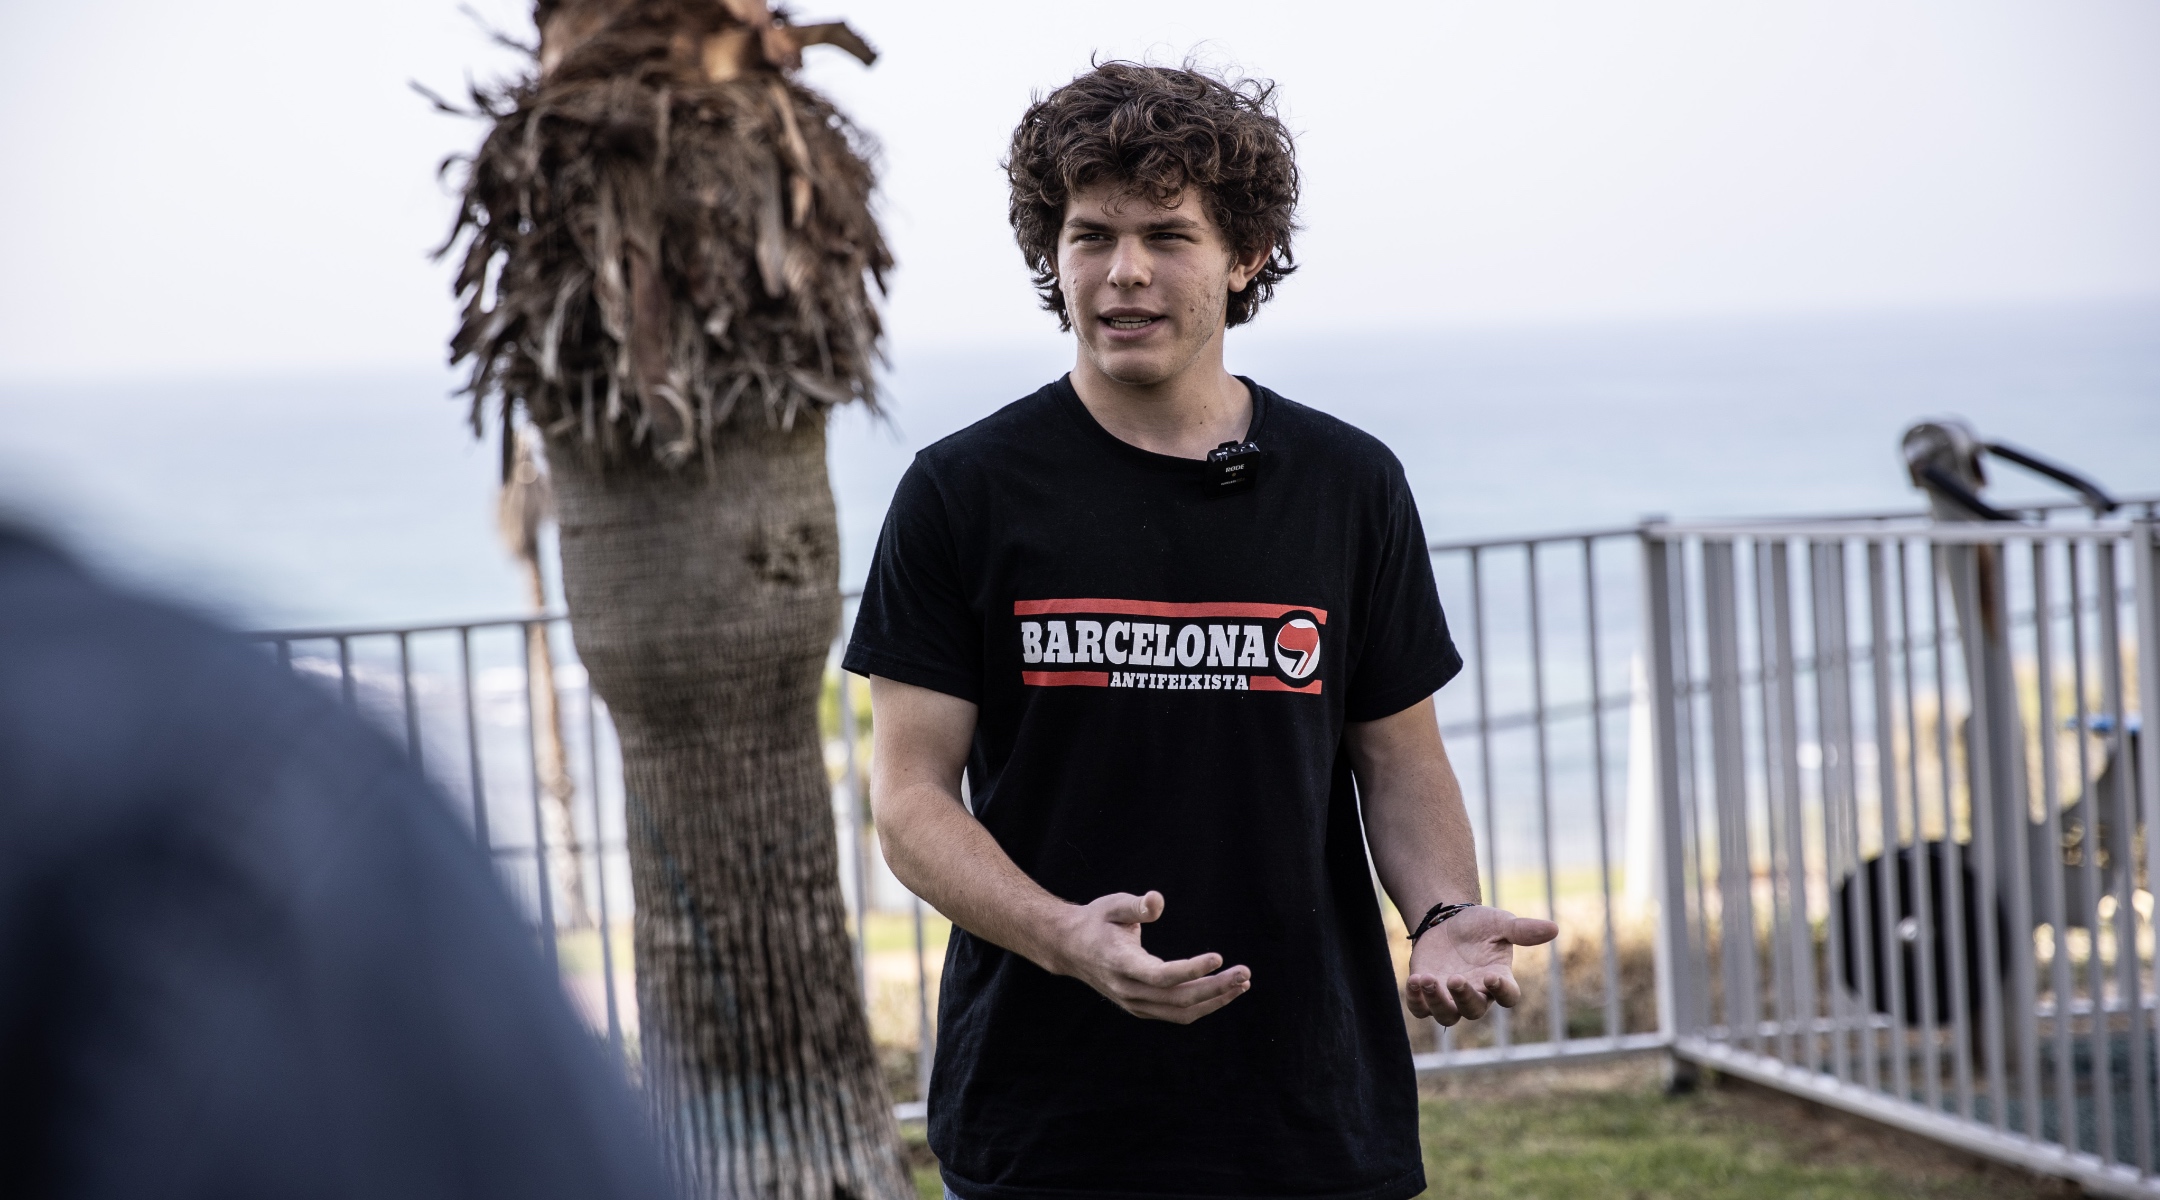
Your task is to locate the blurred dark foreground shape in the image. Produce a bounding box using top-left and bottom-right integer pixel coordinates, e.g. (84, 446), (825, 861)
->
(0, 525), (671, 1200)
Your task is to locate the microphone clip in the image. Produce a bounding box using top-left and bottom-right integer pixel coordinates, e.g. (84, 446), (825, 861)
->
(1205, 440), (1264, 493)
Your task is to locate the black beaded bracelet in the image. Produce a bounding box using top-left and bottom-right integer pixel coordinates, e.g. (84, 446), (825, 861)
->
(1408, 901), (1476, 943)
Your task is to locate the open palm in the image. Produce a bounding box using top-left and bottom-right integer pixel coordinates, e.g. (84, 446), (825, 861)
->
(1404, 906), (1559, 1025)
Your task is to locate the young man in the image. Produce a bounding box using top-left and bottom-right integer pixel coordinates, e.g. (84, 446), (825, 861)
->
(844, 62), (1557, 1200)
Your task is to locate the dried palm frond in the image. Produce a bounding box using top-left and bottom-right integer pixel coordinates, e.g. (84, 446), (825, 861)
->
(442, 0), (890, 474)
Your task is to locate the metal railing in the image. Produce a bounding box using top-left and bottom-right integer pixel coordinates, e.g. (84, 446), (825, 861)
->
(255, 615), (637, 1054)
(250, 526), (1668, 1096)
(1644, 507), (2160, 1197)
(1417, 525), (1665, 1069)
(252, 493), (2158, 1191)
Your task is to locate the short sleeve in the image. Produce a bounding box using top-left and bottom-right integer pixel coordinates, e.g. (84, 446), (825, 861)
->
(842, 458), (983, 703)
(1343, 463), (1463, 722)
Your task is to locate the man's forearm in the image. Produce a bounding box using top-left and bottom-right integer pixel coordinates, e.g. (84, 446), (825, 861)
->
(1364, 767), (1482, 921)
(863, 676), (1087, 974)
(874, 777), (1081, 974)
(866, 675), (1249, 1023)
(1345, 698), (1484, 922)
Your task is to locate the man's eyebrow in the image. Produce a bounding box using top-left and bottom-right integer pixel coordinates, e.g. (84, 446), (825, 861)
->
(1062, 214), (1206, 233)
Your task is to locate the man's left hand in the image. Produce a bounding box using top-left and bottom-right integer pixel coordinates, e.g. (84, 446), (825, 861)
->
(1403, 906), (1559, 1025)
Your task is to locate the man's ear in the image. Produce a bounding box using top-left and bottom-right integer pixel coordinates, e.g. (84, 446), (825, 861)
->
(1228, 244), (1271, 294)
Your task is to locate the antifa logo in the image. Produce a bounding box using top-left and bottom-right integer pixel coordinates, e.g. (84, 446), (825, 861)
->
(1273, 617), (1321, 680)
(1011, 599), (1327, 694)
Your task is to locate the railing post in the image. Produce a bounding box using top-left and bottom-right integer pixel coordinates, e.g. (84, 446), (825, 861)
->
(1643, 526), (1698, 1046)
(2134, 519), (2160, 1120)
(1703, 539), (1759, 1052)
(459, 626), (491, 850)
(398, 630), (422, 766)
(1865, 540), (1914, 1106)
(838, 666), (871, 1002)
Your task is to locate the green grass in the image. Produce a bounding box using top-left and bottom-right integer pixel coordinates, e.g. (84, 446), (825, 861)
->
(863, 909), (951, 956)
(550, 911), (952, 976)
(901, 1125), (940, 1200)
(900, 1066), (2076, 1200)
(553, 925), (621, 976)
(1412, 1079), (2071, 1198)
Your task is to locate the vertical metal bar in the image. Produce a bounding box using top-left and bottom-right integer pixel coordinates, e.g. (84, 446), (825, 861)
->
(2033, 540), (2076, 1150)
(1837, 542), (1877, 1091)
(1997, 544), (2043, 1142)
(2135, 521), (2160, 1173)
(1525, 546), (1565, 1045)
(584, 678), (622, 1056)
(1953, 549), (2008, 1131)
(1738, 540), (1779, 1057)
(1754, 543), (1797, 1064)
(1808, 542), (1846, 1081)
(1703, 540), (1759, 1051)
(337, 635), (356, 709)
(1897, 540), (1944, 1114)
(1469, 546), (1508, 1048)
(838, 668), (871, 1003)
(913, 894), (933, 1101)
(1930, 544), (1976, 1121)
(1583, 537), (1623, 1040)
(1813, 541), (1868, 1088)
(1673, 542), (1713, 1048)
(2095, 541), (2151, 1172)
(461, 626), (492, 850)
(523, 622), (559, 971)
(1866, 541), (1911, 1102)
(398, 630), (422, 767)
(1767, 542), (1818, 1073)
(2069, 542), (2114, 1162)
(1644, 532), (1701, 1040)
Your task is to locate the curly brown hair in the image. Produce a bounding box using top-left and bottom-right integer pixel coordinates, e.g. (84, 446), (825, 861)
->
(1005, 61), (1300, 330)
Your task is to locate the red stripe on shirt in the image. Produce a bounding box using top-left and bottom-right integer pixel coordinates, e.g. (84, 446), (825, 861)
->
(1021, 671), (1110, 687)
(1247, 676), (1323, 694)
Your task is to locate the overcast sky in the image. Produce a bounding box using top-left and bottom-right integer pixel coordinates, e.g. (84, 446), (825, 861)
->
(1, 0), (2155, 382)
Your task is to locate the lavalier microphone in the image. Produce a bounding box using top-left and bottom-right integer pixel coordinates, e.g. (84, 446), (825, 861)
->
(1205, 440), (1264, 493)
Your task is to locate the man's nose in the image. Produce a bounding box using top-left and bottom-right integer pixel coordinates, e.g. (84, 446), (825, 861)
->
(1106, 236), (1150, 289)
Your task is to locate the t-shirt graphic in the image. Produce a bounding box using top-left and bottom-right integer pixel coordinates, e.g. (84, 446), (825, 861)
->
(843, 375), (1461, 1200)
(1015, 598), (1326, 693)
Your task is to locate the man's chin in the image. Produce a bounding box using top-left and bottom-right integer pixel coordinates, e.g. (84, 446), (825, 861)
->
(1079, 344), (1184, 390)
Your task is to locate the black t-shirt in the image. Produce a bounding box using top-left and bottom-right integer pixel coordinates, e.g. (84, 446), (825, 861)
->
(844, 376), (1461, 1200)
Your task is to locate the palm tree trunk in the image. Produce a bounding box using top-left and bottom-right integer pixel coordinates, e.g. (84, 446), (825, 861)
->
(548, 416), (907, 1199)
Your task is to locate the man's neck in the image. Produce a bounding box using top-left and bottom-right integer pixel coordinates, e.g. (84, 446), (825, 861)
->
(1070, 351), (1252, 462)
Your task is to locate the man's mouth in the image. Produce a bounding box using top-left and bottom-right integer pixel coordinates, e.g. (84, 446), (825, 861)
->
(1101, 314), (1162, 331)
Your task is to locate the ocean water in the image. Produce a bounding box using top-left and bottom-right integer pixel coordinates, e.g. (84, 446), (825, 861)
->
(3, 299), (2152, 936)
(0, 297), (2152, 631)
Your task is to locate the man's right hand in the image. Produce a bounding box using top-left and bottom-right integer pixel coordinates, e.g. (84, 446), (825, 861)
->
(1047, 891), (1250, 1025)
